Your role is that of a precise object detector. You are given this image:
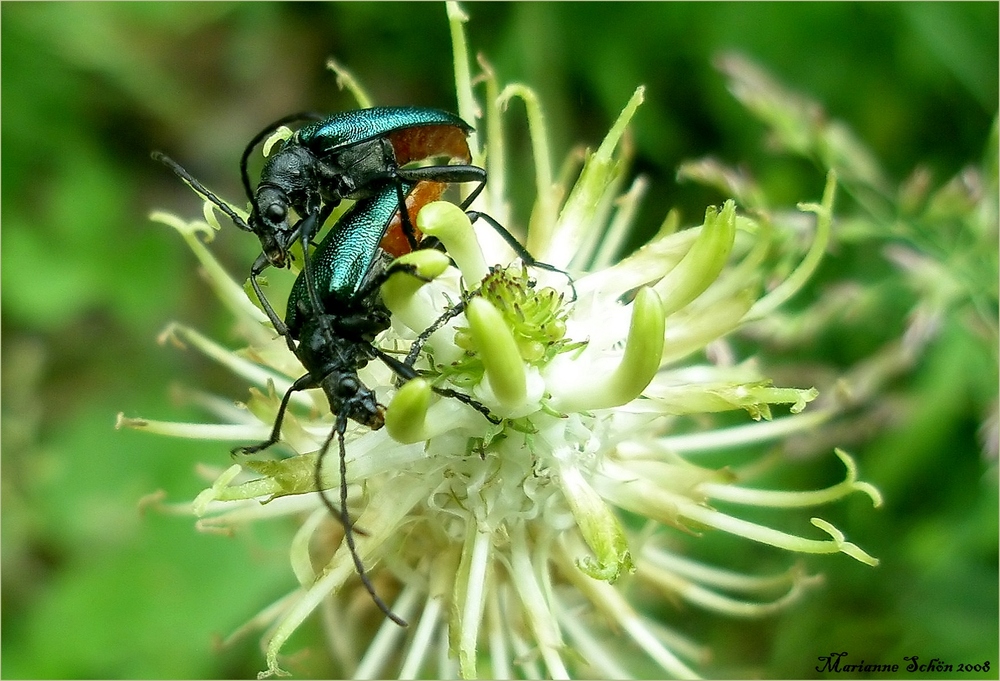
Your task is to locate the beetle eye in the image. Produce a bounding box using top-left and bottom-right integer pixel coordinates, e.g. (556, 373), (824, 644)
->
(265, 203), (286, 222)
(336, 375), (360, 397)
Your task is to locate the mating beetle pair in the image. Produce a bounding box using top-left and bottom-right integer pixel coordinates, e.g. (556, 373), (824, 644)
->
(155, 105), (555, 626)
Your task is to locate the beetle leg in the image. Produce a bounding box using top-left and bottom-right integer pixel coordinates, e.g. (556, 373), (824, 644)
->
(294, 210), (337, 340)
(393, 164), (488, 210)
(351, 259), (430, 304)
(402, 296), (473, 368)
(249, 252), (298, 353)
(466, 210), (578, 301)
(372, 347), (500, 424)
(231, 372), (317, 456)
(393, 179), (421, 251)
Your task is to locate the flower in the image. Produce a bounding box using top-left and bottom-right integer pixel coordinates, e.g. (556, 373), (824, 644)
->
(120, 3), (881, 678)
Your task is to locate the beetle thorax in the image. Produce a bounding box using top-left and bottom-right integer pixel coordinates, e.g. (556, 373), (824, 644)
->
(319, 370), (385, 430)
(258, 146), (327, 220)
(325, 138), (396, 200)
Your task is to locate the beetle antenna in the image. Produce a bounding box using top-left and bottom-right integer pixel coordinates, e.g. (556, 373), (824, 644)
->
(314, 415), (408, 627)
(152, 152), (252, 233)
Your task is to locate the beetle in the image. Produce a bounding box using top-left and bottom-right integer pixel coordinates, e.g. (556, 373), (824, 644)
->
(243, 107), (485, 264)
(155, 107), (488, 341)
(233, 180), (497, 626)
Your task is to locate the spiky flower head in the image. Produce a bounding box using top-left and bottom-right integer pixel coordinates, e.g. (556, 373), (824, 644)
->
(121, 3), (881, 678)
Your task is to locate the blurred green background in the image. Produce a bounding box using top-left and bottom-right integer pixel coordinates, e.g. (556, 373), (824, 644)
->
(2, 2), (996, 678)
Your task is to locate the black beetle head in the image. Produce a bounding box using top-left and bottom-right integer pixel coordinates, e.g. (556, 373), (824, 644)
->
(250, 184), (291, 266)
(261, 146), (324, 210)
(322, 372), (385, 431)
(250, 145), (328, 268)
